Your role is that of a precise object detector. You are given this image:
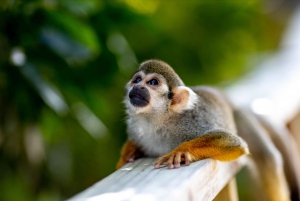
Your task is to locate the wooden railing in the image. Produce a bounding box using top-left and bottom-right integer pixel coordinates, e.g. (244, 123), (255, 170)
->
(69, 157), (246, 201)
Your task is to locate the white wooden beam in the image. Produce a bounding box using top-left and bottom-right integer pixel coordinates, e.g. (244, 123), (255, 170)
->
(69, 157), (245, 201)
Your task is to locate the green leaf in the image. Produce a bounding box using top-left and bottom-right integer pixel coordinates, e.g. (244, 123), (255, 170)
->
(46, 10), (101, 55)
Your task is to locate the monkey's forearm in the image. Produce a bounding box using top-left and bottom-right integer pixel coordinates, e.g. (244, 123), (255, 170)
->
(154, 131), (248, 169)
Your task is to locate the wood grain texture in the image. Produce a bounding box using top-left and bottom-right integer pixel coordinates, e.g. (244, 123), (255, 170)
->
(69, 157), (245, 201)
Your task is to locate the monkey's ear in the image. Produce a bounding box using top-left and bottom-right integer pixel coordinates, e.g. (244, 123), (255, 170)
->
(170, 86), (198, 113)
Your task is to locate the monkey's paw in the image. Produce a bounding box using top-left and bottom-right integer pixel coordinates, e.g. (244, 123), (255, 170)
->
(154, 152), (193, 169)
(116, 151), (143, 169)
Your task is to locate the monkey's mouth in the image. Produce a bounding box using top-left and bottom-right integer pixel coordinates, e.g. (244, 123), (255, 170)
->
(129, 87), (150, 107)
(130, 93), (147, 101)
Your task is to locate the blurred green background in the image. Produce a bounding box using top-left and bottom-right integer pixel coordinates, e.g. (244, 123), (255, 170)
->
(0, 0), (295, 200)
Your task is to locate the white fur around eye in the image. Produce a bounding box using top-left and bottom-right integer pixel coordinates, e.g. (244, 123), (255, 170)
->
(149, 83), (169, 113)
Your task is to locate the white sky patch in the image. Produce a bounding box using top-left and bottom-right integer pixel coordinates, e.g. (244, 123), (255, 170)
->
(226, 6), (300, 123)
(251, 98), (274, 115)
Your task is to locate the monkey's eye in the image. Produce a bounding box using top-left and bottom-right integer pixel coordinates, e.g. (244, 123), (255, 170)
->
(133, 77), (142, 83)
(147, 79), (159, 85)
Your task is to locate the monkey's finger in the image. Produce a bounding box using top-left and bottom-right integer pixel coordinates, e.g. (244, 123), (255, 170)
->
(167, 155), (175, 169)
(154, 156), (168, 169)
(174, 152), (182, 168)
(127, 157), (134, 162)
(184, 152), (191, 166)
(126, 152), (136, 162)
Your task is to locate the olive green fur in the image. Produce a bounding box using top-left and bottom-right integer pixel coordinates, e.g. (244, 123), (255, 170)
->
(139, 60), (184, 90)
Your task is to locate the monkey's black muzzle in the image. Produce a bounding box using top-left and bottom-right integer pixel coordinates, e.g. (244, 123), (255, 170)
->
(129, 86), (150, 107)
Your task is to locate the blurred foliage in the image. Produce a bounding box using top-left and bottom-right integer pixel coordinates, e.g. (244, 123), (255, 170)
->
(0, 0), (289, 200)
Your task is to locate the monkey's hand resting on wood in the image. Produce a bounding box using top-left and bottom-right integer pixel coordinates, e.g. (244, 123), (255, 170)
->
(116, 59), (249, 169)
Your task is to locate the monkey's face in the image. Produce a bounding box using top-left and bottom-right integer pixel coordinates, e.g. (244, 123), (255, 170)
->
(125, 60), (198, 115)
(125, 71), (170, 114)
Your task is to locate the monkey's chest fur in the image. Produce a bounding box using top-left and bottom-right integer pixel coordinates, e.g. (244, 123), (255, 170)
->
(127, 108), (232, 157)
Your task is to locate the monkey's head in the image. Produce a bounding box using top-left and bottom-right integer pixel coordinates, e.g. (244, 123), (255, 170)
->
(124, 60), (198, 115)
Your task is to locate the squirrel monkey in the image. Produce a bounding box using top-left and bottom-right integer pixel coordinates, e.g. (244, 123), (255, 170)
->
(117, 60), (292, 201)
